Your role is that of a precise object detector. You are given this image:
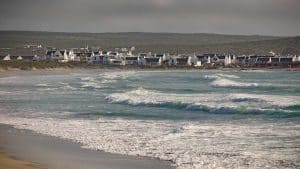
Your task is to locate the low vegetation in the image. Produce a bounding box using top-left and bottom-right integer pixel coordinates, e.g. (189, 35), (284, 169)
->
(1, 31), (299, 56)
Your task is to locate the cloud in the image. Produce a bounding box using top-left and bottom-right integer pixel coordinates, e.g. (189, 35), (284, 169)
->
(0, 0), (299, 36)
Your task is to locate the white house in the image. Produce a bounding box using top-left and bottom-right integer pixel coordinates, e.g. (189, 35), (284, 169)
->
(67, 50), (76, 61)
(46, 50), (63, 61)
(188, 54), (198, 66)
(3, 54), (11, 61)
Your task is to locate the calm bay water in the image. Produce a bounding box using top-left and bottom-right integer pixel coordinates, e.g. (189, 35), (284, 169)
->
(0, 70), (299, 169)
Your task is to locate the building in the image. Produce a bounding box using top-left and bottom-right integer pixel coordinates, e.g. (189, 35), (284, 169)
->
(143, 57), (161, 66)
(122, 56), (139, 65)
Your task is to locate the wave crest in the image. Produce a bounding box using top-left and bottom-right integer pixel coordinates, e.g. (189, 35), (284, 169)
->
(106, 88), (300, 114)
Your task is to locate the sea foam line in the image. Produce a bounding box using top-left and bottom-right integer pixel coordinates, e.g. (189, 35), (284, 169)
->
(0, 114), (299, 169)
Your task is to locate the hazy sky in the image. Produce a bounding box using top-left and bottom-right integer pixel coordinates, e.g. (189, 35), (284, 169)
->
(0, 0), (299, 36)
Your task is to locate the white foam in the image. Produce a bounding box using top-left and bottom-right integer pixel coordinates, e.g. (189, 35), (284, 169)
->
(216, 73), (240, 79)
(106, 88), (300, 110)
(211, 78), (258, 87)
(80, 77), (95, 82)
(204, 75), (219, 79)
(81, 81), (102, 89)
(203, 73), (258, 88)
(0, 114), (299, 169)
(100, 71), (137, 80)
(35, 83), (48, 87)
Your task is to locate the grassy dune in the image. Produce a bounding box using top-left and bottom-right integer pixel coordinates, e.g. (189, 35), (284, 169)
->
(1, 31), (299, 56)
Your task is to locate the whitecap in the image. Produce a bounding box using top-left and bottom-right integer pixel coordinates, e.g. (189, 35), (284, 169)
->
(106, 88), (300, 111)
(81, 82), (102, 89)
(100, 71), (137, 80)
(217, 73), (240, 79)
(35, 83), (48, 87)
(211, 78), (258, 87)
(80, 77), (95, 82)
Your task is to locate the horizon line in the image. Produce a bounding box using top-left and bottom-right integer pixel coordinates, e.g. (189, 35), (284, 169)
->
(0, 29), (296, 38)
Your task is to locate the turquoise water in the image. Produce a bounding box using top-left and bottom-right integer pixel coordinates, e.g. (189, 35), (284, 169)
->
(0, 70), (299, 169)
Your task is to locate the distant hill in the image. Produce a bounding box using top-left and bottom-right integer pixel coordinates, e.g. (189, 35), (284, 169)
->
(0, 31), (299, 55)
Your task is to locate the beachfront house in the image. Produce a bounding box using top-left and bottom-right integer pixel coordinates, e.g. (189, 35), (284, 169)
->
(45, 50), (64, 61)
(256, 57), (271, 65)
(107, 51), (122, 65)
(211, 54), (233, 65)
(45, 50), (55, 60)
(3, 54), (11, 61)
(90, 51), (109, 64)
(235, 55), (247, 65)
(90, 51), (100, 64)
(172, 55), (189, 66)
(67, 50), (76, 61)
(122, 56), (139, 65)
(279, 57), (293, 64)
(188, 54), (198, 66)
(143, 57), (161, 66)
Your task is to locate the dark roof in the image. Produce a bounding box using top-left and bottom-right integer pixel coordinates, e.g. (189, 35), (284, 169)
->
(112, 60), (121, 63)
(249, 55), (259, 58)
(176, 57), (188, 63)
(271, 58), (279, 62)
(10, 56), (19, 60)
(217, 55), (226, 59)
(145, 57), (160, 62)
(86, 53), (92, 57)
(257, 57), (270, 62)
(60, 51), (65, 55)
(46, 51), (55, 56)
(22, 56), (35, 60)
(280, 57), (293, 62)
(125, 57), (138, 60)
(156, 54), (164, 57)
(237, 56), (246, 59)
(196, 55), (205, 59)
(203, 54), (215, 57)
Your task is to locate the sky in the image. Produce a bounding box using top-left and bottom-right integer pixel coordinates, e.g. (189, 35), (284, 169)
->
(0, 0), (299, 36)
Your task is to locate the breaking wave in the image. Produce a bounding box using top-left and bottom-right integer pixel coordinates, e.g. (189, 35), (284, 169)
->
(106, 88), (300, 115)
(204, 74), (258, 88)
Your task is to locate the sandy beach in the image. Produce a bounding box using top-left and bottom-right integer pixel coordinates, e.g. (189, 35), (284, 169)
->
(0, 124), (174, 169)
(0, 148), (42, 169)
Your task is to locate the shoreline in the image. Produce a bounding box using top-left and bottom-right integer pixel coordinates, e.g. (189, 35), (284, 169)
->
(0, 124), (174, 169)
(1, 60), (300, 72)
(1, 65), (299, 72)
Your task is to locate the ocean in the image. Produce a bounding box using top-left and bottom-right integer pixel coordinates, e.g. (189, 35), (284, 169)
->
(0, 70), (299, 169)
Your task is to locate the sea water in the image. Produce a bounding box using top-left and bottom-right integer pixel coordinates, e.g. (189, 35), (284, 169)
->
(0, 70), (299, 169)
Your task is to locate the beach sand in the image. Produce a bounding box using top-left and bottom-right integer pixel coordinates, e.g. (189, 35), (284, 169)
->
(0, 148), (42, 169)
(0, 124), (174, 169)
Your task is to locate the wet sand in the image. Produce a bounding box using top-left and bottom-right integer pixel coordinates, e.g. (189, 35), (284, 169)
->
(0, 124), (174, 169)
(0, 148), (42, 169)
